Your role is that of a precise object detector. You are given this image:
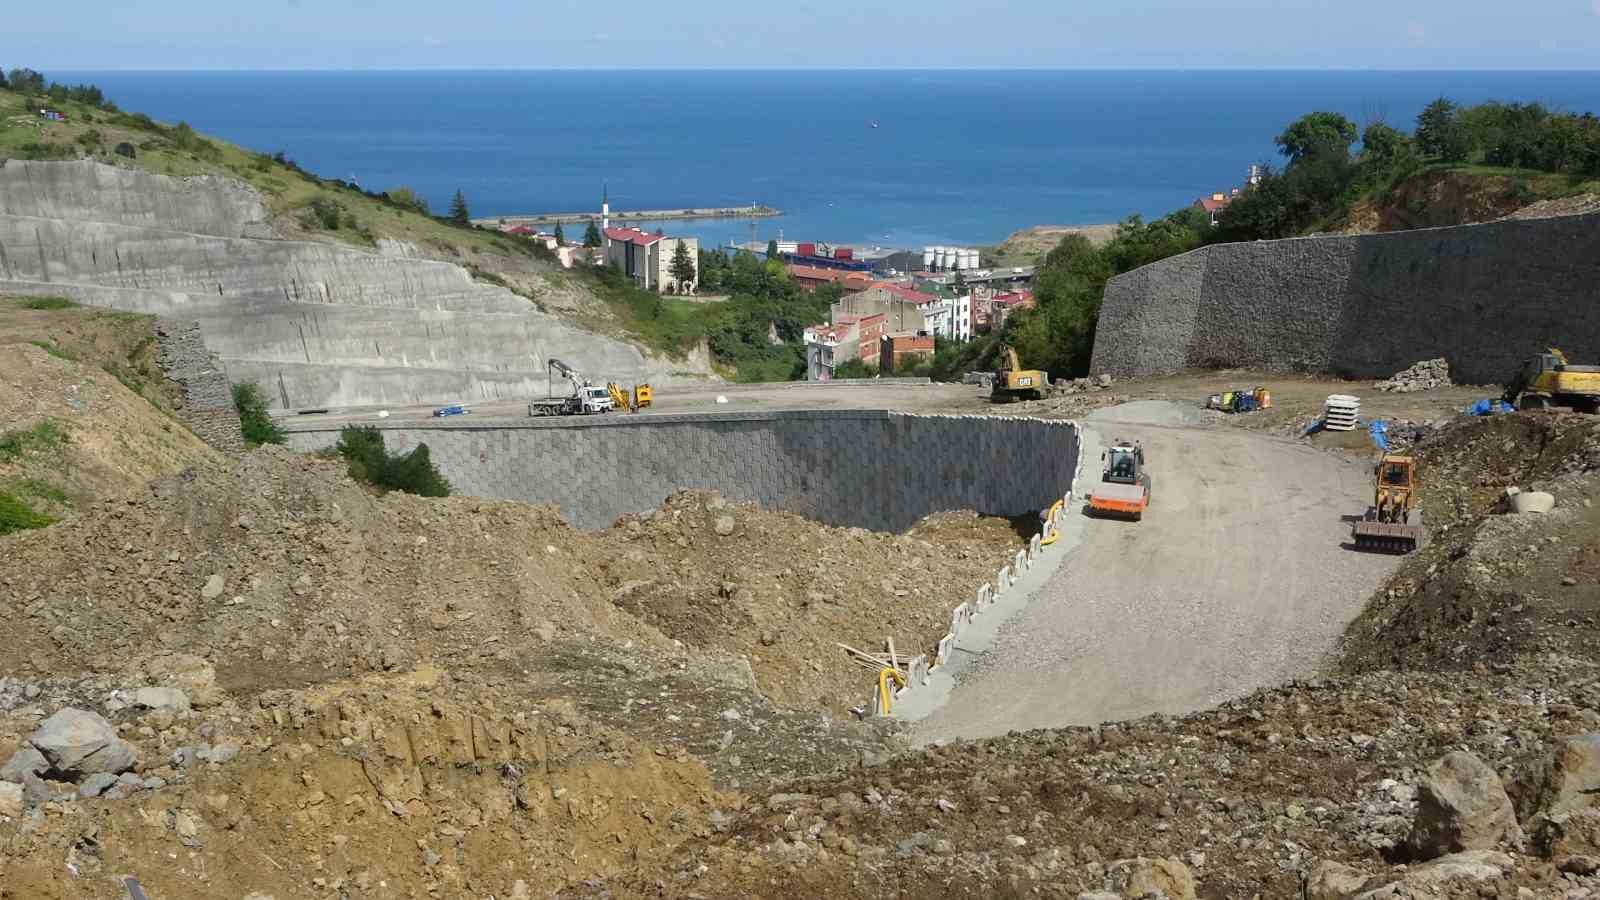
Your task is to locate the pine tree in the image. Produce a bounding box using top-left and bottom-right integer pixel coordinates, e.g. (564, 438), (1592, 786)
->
(583, 219), (602, 248)
(553, 222), (565, 245)
(670, 241), (697, 292)
(766, 238), (780, 259)
(447, 190), (471, 227)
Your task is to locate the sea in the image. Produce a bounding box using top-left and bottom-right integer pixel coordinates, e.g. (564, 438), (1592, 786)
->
(59, 69), (1600, 251)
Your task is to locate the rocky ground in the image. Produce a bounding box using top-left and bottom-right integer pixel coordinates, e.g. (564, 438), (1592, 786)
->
(5, 345), (1600, 898)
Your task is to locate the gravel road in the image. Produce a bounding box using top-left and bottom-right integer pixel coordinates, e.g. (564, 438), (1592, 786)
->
(912, 400), (1400, 743)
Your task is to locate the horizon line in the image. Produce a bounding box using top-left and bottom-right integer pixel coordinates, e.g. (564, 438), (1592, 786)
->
(42, 65), (1600, 74)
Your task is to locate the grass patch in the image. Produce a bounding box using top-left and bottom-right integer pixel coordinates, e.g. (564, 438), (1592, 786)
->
(27, 339), (74, 360)
(10, 477), (68, 504)
(0, 489), (52, 535)
(0, 418), (71, 463)
(19, 295), (75, 310)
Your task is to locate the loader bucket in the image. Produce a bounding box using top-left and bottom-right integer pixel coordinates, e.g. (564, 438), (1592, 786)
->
(1351, 520), (1423, 554)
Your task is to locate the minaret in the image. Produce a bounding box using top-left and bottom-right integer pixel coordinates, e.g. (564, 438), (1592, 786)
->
(601, 184), (610, 231)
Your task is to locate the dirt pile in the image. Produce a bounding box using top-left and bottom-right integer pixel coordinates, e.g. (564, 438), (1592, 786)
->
(2, 445), (1024, 715)
(594, 492), (1024, 711)
(1342, 412), (1600, 673)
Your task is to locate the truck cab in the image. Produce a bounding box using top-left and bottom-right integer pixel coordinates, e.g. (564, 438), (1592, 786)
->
(580, 386), (615, 414)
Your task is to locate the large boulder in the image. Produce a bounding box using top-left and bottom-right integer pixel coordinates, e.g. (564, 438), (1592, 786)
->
(0, 745), (47, 781)
(1530, 808), (1600, 860)
(1511, 733), (1600, 821)
(1305, 851), (1513, 899)
(27, 708), (138, 778)
(1404, 751), (1523, 859)
(1115, 857), (1196, 899)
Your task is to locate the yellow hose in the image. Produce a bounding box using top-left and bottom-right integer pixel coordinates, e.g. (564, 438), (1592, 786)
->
(1039, 499), (1063, 545)
(876, 667), (907, 715)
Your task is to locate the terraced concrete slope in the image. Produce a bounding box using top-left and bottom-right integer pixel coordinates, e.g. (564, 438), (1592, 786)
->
(0, 160), (701, 408)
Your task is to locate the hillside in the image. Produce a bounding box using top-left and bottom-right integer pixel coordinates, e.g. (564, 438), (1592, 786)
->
(0, 79), (725, 408)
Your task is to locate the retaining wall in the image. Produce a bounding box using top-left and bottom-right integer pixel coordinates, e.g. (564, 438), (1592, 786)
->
(284, 411), (1079, 532)
(1091, 211), (1600, 385)
(153, 319), (245, 452)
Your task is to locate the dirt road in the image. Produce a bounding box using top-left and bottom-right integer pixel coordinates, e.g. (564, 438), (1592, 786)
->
(912, 401), (1401, 742)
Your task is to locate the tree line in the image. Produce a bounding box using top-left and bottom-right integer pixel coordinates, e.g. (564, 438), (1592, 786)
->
(999, 95), (1600, 380)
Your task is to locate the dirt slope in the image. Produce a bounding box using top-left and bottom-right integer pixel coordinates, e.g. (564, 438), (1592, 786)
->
(0, 340), (220, 520)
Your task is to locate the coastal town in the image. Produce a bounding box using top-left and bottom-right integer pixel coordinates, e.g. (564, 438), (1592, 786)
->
(490, 169), (1257, 379)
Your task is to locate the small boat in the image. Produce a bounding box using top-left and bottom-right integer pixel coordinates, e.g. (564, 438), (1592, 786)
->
(870, 121), (879, 129)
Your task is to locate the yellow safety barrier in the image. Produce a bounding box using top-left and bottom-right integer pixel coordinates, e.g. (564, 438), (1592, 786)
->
(876, 667), (907, 716)
(1039, 499), (1063, 546)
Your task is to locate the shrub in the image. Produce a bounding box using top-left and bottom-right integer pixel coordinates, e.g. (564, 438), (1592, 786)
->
(306, 197), (343, 231)
(231, 382), (286, 447)
(0, 490), (52, 535)
(113, 141), (136, 159)
(333, 426), (451, 497)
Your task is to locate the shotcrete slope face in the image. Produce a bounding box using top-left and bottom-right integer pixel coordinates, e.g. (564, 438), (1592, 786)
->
(0, 159), (693, 409)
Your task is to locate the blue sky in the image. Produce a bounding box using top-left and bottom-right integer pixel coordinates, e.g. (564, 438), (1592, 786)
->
(7, 0), (1600, 70)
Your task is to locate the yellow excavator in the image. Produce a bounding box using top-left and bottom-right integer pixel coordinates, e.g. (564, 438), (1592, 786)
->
(1352, 454), (1424, 554)
(1504, 348), (1600, 412)
(607, 382), (653, 413)
(991, 343), (1047, 402)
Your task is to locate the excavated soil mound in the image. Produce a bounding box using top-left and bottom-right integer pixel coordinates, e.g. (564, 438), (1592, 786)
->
(1, 447), (1024, 714)
(1342, 412), (1600, 673)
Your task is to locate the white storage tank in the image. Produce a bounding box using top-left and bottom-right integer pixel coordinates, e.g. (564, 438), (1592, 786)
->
(922, 246), (935, 269)
(939, 247), (952, 270)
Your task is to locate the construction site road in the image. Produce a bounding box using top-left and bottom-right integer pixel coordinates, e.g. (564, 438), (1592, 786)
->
(911, 400), (1402, 743)
(273, 381), (988, 429)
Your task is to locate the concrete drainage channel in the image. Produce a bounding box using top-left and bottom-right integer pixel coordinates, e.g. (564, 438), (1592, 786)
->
(873, 427), (1100, 723)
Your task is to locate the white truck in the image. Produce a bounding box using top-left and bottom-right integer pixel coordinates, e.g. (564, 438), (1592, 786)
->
(528, 359), (616, 416)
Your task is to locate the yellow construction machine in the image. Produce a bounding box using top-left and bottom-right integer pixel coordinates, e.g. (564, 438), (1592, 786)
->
(1352, 454), (1424, 554)
(991, 343), (1047, 402)
(1504, 348), (1600, 412)
(607, 382), (653, 412)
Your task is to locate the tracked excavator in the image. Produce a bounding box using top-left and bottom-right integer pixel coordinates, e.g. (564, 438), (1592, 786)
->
(991, 343), (1046, 402)
(1504, 348), (1600, 412)
(1351, 453), (1424, 554)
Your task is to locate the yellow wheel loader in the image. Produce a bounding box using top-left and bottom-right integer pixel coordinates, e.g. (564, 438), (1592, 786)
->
(1352, 454), (1424, 554)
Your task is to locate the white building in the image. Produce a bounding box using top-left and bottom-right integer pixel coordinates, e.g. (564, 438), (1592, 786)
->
(922, 292), (973, 342)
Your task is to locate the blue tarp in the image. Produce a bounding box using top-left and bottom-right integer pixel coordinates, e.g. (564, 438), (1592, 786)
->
(1368, 420), (1390, 450)
(1467, 399), (1512, 416)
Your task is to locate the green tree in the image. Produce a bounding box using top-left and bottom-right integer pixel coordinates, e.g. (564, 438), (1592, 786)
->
(447, 190), (471, 227)
(386, 186), (429, 215)
(766, 238), (780, 259)
(1274, 112), (1357, 164)
(7, 68), (45, 95)
(232, 383), (286, 447)
(670, 241), (697, 291)
(1416, 98), (1470, 162)
(1360, 122), (1408, 165)
(583, 219), (602, 248)
(553, 221), (565, 245)
(0, 69), (7, 90)
(334, 426), (452, 497)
